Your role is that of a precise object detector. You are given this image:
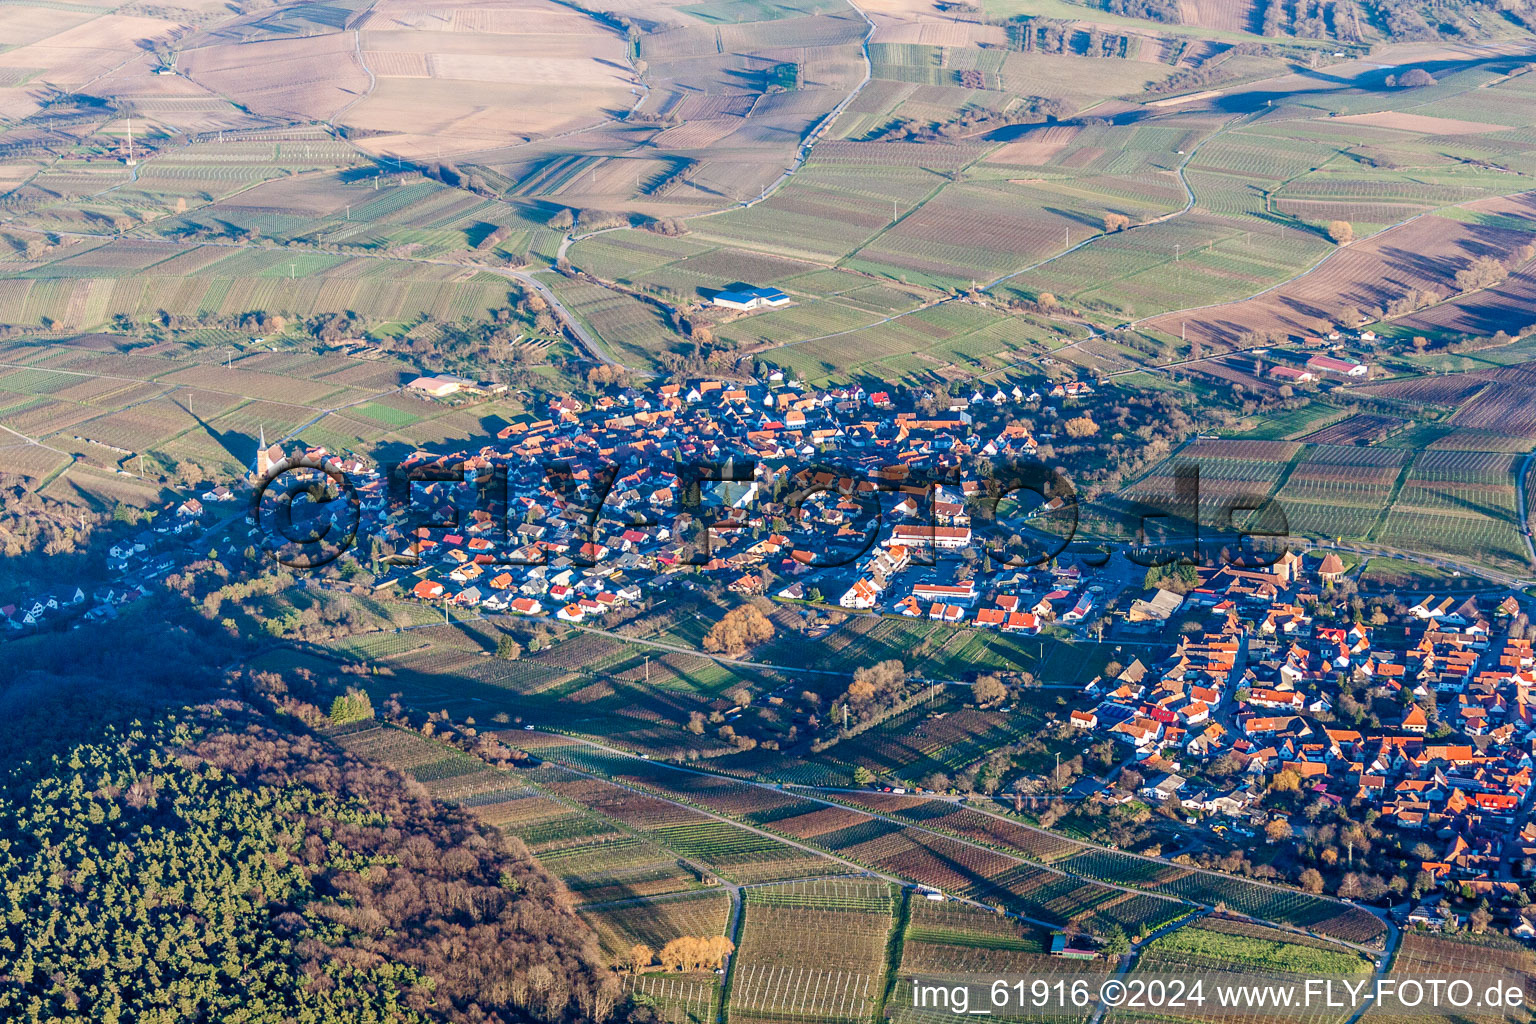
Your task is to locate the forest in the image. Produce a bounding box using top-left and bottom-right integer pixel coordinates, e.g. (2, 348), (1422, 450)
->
(0, 697), (626, 1024)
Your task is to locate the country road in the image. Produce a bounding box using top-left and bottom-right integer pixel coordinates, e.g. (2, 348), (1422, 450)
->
(504, 268), (623, 368)
(1518, 450), (1536, 566)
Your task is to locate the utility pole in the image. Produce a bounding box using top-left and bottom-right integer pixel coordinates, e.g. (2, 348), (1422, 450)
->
(289, 263), (296, 279)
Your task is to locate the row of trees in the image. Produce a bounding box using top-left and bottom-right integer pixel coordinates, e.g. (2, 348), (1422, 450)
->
(620, 936), (733, 974)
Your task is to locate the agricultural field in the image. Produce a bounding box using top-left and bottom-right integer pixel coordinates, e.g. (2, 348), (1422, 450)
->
(890, 899), (1112, 1024)
(9, 0), (1536, 1013)
(1110, 917), (1373, 1024)
(807, 696), (1047, 781)
(0, 333), (489, 503)
(1141, 194), (1536, 350)
(729, 879), (896, 1024)
(1135, 918), (1372, 976)
(516, 737), (1153, 929)
(1110, 433), (1533, 576)
(829, 792), (1381, 945)
(579, 889), (733, 962)
(1374, 449), (1527, 571)
(625, 974), (723, 1024)
(1369, 932), (1536, 1024)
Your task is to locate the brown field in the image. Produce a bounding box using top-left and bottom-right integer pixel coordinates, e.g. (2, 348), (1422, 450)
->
(1274, 198), (1433, 224)
(1394, 263), (1536, 337)
(653, 119), (750, 149)
(986, 125), (1081, 166)
(772, 806), (876, 839)
(0, 6), (95, 49)
(1145, 193), (1536, 347)
(1299, 413), (1404, 444)
(1353, 374), (1491, 405)
(0, 6), (195, 121)
(1372, 933), (1536, 1024)
(873, 20), (1005, 45)
(1358, 361), (1536, 439)
(1331, 111), (1508, 135)
(1445, 380), (1536, 439)
(366, 51), (432, 77)
(1177, 0), (1260, 33)
(182, 33), (369, 122)
(0, 443), (70, 481)
(580, 889), (732, 961)
(344, 0), (638, 157)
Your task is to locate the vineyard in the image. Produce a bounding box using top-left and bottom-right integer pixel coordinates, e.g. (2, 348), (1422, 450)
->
(892, 901), (1110, 1024)
(729, 879), (896, 1024)
(580, 889), (732, 962)
(824, 792), (1381, 944)
(1371, 932), (1536, 1024)
(626, 974), (721, 1024)
(1136, 922), (1371, 976)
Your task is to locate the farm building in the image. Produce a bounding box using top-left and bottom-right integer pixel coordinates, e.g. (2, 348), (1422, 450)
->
(1048, 933), (1098, 959)
(407, 374), (471, 397)
(1305, 354), (1369, 377)
(711, 286), (792, 311)
(1269, 365), (1316, 383)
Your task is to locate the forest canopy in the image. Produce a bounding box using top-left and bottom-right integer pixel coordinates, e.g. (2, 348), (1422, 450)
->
(0, 702), (621, 1024)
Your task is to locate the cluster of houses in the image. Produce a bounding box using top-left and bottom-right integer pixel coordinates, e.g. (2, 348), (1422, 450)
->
(17, 366), (1536, 911)
(1069, 548), (1534, 893)
(351, 374), (1110, 630)
(10, 370), (1102, 634)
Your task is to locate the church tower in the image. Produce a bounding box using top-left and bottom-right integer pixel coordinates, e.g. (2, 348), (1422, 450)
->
(254, 425), (273, 479)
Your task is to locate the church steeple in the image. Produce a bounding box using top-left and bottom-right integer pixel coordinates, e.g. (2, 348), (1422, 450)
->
(255, 425), (272, 479)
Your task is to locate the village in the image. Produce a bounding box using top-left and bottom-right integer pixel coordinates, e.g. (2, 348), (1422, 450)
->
(10, 369), (1536, 929)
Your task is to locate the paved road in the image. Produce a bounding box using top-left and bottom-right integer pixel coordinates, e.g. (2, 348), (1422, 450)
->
(1342, 918), (1402, 1024)
(1518, 450), (1536, 567)
(502, 267), (622, 368)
